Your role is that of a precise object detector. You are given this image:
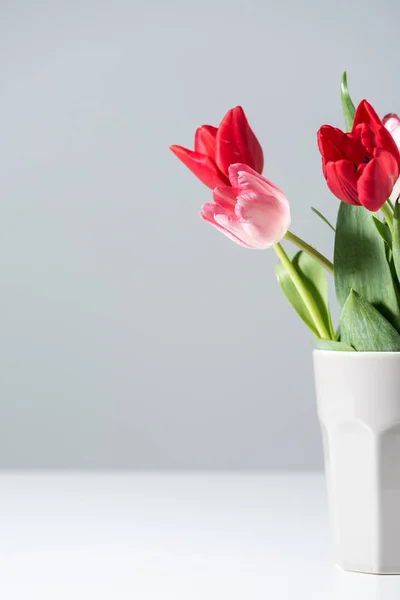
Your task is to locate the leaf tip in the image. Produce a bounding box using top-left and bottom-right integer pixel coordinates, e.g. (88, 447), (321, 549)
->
(343, 288), (358, 310)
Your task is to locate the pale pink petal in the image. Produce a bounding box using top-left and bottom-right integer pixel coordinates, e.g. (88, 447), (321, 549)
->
(235, 190), (291, 248)
(390, 178), (400, 203)
(383, 113), (400, 143)
(213, 213), (260, 248)
(212, 186), (237, 210)
(228, 163), (260, 188)
(200, 203), (253, 248)
(200, 165), (290, 250)
(228, 163), (289, 209)
(384, 114), (400, 201)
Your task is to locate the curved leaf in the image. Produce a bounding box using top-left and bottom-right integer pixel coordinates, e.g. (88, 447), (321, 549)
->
(276, 256), (317, 336)
(340, 289), (400, 351)
(372, 216), (392, 249)
(334, 203), (400, 332)
(276, 251), (334, 338)
(314, 339), (355, 352)
(311, 207), (335, 232)
(341, 71), (355, 132)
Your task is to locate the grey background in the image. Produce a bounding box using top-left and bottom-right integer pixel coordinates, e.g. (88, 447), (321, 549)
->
(0, 0), (398, 468)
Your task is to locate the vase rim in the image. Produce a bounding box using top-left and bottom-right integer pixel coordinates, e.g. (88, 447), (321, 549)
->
(314, 350), (400, 356)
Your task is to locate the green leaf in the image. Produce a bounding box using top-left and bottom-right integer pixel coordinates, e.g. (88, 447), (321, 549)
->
(334, 203), (400, 332)
(392, 200), (400, 282)
(341, 71), (355, 132)
(276, 255), (317, 336)
(292, 252), (334, 337)
(314, 339), (355, 352)
(375, 215), (395, 279)
(311, 207), (335, 232)
(276, 250), (334, 338)
(372, 216), (392, 249)
(340, 289), (400, 351)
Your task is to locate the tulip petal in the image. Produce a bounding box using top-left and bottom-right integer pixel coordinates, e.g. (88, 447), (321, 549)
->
(378, 125), (400, 171)
(353, 100), (400, 170)
(200, 203), (253, 248)
(325, 160), (359, 205)
(384, 114), (400, 200)
(390, 179), (400, 203)
(384, 113), (400, 160)
(354, 122), (378, 156)
(357, 149), (399, 211)
(237, 191), (291, 247)
(318, 125), (367, 167)
(212, 186), (237, 210)
(194, 125), (218, 155)
(170, 145), (229, 189)
(215, 106), (264, 176)
(201, 162), (289, 249)
(227, 163), (259, 188)
(352, 99), (382, 132)
(229, 164), (289, 209)
(317, 126), (348, 163)
(384, 113), (400, 141)
(213, 213), (262, 248)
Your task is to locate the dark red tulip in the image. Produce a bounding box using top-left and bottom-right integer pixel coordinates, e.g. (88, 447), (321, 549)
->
(170, 106), (263, 189)
(317, 100), (400, 211)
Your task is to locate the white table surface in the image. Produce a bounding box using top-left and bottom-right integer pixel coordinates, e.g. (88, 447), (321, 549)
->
(0, 472), (399, 599)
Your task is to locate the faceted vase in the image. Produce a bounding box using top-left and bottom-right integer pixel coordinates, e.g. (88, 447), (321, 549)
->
(314, 350), (400, 574)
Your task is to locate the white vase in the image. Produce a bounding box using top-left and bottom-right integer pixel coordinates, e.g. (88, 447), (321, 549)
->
(314, 350), (400, 574)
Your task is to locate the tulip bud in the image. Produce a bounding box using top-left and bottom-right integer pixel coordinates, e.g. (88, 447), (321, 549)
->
(200, 164), (290, 249)
(170, 107), (263, 189)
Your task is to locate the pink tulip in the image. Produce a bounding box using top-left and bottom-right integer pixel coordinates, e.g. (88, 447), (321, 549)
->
(200, 164), (291, 249)
(384, 113), (400, 202)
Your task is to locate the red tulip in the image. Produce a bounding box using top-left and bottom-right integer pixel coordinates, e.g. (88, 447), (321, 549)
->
(317, 100), (400, 211)
(170, 106), (264, 189)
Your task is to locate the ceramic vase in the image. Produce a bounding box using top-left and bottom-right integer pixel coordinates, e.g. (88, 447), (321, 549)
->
(314, 350), (400, 574)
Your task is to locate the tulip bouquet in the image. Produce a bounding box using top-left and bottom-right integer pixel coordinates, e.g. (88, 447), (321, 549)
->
(170, 74), (400, 352)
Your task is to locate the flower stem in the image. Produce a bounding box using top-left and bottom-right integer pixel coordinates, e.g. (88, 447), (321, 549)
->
(284, 231), (334, 275)
(273, 243), (332, 340)
(381, 201), (394, 234)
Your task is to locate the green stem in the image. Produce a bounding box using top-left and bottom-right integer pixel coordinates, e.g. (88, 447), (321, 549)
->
(382, 201), (394, 234)
(273, 243), (332, 340)
(284, 231), (334, 275)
